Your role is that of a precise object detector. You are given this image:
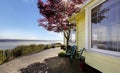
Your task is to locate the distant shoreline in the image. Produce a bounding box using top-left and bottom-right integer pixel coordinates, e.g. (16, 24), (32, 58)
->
(0, 39), (62, 42)
(0, 39), (63, 50)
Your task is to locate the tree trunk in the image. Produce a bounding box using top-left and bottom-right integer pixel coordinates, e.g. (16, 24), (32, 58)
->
(63, 29), (71, 52)
(65, 29), (71, 52)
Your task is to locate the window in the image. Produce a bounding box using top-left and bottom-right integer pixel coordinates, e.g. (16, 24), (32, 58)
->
(69, 30), (76, 45)
(91, 0), (120, 52)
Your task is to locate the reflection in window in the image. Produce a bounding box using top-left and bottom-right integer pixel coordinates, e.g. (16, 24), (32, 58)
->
(91, 0), (120, 52)
(118, 7), (120, 22)
(69, 30), (76, 45)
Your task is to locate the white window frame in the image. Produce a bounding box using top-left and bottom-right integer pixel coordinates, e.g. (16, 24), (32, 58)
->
(85, 0), (120, 58)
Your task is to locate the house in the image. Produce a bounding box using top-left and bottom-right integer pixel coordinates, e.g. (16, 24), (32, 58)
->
(69, 0), (120, 73)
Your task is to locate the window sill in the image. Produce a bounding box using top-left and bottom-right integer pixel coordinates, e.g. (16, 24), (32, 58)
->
(87, 48), (120, 58)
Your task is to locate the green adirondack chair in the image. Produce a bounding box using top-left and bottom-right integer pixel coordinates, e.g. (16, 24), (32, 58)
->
(76, 48), (86, 61)
(65, 45), (77, 64)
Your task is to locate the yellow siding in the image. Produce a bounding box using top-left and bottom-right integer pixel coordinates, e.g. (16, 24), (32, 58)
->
(84, 52), (120, 73)
(76, 10), (85, 50)
(75, 0), (120, 73)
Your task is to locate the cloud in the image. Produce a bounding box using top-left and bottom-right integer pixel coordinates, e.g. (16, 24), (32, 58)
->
(49, 32), (63, 40)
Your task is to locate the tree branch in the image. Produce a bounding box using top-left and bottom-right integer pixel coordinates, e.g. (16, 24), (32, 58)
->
(63, 30), (68, 39)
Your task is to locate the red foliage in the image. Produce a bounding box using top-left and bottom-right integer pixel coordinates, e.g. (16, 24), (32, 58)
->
(38, 0), (85, 32)
(71, 0), (85, 4)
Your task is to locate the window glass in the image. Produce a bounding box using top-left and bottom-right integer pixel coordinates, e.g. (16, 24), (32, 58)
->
(118, 7), (120, 23)
(91, 7), (98, 24)
(91, 23), (98, 48)
(117, 0), (120, 7)
(91, 0), (119, 52)
(105, 7), (117, 24)
(118, 22), (120, 52)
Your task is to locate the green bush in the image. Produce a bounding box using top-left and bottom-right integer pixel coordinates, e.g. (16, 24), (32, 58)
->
(35, 44), (46, 52)
(4, 49), (13, 61)
(0, 50), (3, 58)
(58, 51), (66, 57)
(0, 50), (3, 64)
(53, 43), (62, 47)
(0, 50), (5, 64)
(45, 43), (62, 49)
(44, 44), (52, 49)
(12, 44), (47, 57)
(60, 45), (66, 50)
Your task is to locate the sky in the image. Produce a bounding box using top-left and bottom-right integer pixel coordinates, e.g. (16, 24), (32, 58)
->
(0, 0), (63, 40)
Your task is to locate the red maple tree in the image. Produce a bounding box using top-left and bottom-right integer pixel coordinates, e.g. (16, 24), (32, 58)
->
(38, 0), (85, 50)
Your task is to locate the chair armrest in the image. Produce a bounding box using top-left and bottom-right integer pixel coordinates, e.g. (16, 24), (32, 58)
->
(77, 51), (81, 52)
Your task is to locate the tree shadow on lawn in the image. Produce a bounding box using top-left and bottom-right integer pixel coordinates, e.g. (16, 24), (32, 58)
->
(20, 57), (83, 73)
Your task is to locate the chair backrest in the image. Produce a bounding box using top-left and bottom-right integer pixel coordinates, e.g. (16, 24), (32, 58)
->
(71, 45), (77, 56)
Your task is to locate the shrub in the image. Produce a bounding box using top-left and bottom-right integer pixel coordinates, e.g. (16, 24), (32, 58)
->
(13, 47), (23, 57)
(12, 44), (47, 56)
(44, 44), (52, 49)
(51, 45), (55, 48)
(60, 45), (66, 50)
(0, 50), (3, 58)
(46, 43), (62, 49)
(35, 44), (46, 52)
(4, 49), (13, 61)
(58, 51), (66, 57)
(0, 50), (3, 64)
(54, 43), (62, 47)
(0, 50), (6, 64)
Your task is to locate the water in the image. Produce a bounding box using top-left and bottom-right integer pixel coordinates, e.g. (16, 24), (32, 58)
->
(0, 39), (63, 50)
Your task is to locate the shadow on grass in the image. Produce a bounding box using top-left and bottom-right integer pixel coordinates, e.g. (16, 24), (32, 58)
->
(20, 57), (83, 73)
